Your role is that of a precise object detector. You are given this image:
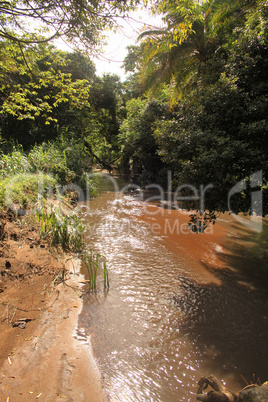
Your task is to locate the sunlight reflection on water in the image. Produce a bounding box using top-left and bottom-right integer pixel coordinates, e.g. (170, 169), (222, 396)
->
(77, 190), (268, 401)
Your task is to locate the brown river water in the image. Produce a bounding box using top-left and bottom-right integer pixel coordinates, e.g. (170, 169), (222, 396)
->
(77, 181), (268, 401)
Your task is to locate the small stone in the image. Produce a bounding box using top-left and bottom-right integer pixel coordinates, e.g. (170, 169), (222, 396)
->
(5, 261), (11, 269)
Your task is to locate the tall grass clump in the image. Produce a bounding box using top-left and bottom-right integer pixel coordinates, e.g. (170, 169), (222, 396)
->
(54, 132), (90, 178)
(28, 133), (93, 185)
(0, 134), (98, 201)
(28, 142), (76, 184)
(82, 251), (109, 291)
(0, 147), (30, 178)
(36, 205), (84, 253)
(36, 205), (109, 291)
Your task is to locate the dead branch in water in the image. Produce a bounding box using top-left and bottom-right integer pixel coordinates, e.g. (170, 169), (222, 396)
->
(196, 375), (237, 401)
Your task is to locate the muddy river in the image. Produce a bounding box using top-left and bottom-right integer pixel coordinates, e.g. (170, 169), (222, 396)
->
(77, 180), (268, 401)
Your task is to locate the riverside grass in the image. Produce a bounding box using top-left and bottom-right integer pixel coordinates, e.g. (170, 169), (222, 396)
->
(0, 140), (108, 292)
(36, 203), (109, 292)
(82, 252), (109, 291)
(0, 135), (90, 185)
(36, 205), (84, 253)
(0, 173), (57, 209)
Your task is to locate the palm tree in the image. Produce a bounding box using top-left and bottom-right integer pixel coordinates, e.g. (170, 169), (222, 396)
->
(138, 0), (255, 101)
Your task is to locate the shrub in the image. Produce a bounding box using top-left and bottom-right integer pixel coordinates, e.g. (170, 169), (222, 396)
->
(28, 143), (76, 184)
(0, 148), (30, 178)
(0, 173), (57, 209)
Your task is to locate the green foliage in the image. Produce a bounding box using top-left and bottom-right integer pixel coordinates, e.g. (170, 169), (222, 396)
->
(119, 97), (169, 183)
(0, 134), (98, 209)
(120, 98), (148, 152)
(0, 173), (57, 209)
(77, 172), (99, 196)
(57, 52), (96, 82)
(28, 142), (76, 184)
(86, 74), (124, 166)
(0, 42), (100, 151)
(82, 252), (109, 291)
(153, 30), (268, 214)
(0, 148), (30, 177)
(51, 133), (93, 182)
(138, 0), (257, 103)
(0, 0), (140, 48)
(118, 1), (268, 217)
(0, 139), (79, 184)
(0, 42), (91, 125)
(123, 44), (145, 74)
(0, 0), (266, 223)
(36, 205), (84, 253)
(0, 41), (125, 169)
(30, 144), (67, 175)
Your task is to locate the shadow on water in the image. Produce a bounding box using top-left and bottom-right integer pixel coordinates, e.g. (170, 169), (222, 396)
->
(222, 220), (268, 289)
(174, 220), (268, 385)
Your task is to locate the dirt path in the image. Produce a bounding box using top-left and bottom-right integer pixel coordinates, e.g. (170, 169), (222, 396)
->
(0, 212), (107, 401)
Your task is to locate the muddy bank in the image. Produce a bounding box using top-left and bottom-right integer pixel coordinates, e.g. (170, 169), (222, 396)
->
(0, 211), (106, 401)
(0, 273), (106, 401)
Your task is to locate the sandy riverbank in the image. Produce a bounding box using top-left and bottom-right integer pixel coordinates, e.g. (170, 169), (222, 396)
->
(0, 211), (107, 401)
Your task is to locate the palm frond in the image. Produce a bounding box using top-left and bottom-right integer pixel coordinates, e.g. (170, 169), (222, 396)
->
(137, 0), (251, 104)
(138, 29), (167, 41)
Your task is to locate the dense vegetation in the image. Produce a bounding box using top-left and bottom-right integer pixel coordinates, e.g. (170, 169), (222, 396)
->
(122, 0), (268, 216)
(0, 0), (267, 218)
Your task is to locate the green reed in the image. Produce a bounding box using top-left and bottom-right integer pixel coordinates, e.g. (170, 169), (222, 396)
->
(36, 201), (109, 292)
(82, 251), (109, 292)
(36, 204), (84, 253)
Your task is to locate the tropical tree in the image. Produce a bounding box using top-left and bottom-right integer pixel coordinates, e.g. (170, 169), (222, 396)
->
(0, 40), (94, 146)
(153, 24), (268, 215)
(119, 97), (170, 183)
(82, 73), (124, 167)
(138, 0), (257, 101)
(122, 44), (147, 99)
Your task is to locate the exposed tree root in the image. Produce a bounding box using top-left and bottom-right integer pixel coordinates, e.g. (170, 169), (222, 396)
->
(196, 375), (237, 401)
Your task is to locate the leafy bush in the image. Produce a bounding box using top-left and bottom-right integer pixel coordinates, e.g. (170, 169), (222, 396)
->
(53, 133), (90, 178)
(0, 134), (98, 209)
(0, 173), (57, 209)
(0, 148), (30, 178)
(28, 142), (76, 184)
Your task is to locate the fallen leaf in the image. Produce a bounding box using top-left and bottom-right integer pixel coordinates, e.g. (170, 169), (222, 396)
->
(28, 391), (33, 394)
